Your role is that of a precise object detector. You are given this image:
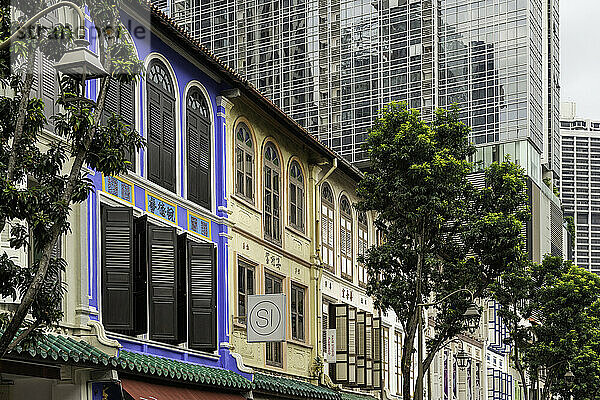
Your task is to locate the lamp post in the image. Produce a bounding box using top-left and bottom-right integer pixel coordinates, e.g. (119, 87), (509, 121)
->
(415, 288), (480, 400)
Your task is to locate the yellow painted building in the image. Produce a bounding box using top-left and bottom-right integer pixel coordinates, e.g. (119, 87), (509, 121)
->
(222, 92), (362, 384)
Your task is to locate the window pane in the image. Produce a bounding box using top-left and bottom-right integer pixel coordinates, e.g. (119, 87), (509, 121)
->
(247, 269), (254, 295)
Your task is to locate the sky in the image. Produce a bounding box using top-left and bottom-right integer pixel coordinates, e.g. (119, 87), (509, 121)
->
(560, 0), (600, 119)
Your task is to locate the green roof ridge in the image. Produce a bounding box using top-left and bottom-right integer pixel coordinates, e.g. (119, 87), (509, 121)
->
(253, 372), (340, 400)
(118, 349), (252, 391)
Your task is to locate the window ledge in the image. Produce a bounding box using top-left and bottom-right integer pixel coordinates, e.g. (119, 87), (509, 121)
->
(285, 225), (311, 243)
(233, 320), (247, 331)
(288, 339), (312, 350)
(231, 194), (261, 214)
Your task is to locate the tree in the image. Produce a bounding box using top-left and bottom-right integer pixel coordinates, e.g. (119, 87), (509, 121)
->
(0, 0), (143, 358)
(494, 256), (600, 400)
(356, 102), (529, 400)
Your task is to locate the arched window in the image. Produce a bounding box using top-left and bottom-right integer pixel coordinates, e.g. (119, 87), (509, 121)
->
(235, 123), (254, 202)
(186, 87), (211, 209)
(147, 59), (176, 192)
(320, 183), (335, 272)
(263, 143), (281, 244)
(340, 195), (353, 281)
(289, 161), (304, 232)
(358, 211), (368, 287)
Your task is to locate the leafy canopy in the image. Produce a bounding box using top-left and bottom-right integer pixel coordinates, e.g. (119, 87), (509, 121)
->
(0, 0), (143, 356)
(356, 102), (529, 399)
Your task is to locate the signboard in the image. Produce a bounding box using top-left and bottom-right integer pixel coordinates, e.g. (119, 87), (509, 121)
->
(325, 328), (336, 363)
(247, 294), (286, 342)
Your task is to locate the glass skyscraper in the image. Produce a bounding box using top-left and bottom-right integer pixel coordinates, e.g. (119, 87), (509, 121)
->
(159, 0), (559, 176)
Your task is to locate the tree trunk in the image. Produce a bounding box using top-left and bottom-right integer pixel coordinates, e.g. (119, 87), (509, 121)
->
(402, 312), (418, 400)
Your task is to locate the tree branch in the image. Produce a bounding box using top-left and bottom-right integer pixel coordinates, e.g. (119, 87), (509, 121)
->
(0, 43), (37, 235)
(0, 72), (110, 359)
(4, 318), (42, 354)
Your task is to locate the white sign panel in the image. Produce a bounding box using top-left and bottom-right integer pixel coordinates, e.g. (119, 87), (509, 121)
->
(325, 328), (336, 363)
(247, 294), (286, 342)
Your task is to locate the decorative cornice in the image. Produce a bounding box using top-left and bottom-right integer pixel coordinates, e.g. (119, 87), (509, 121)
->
(230, 351), (254, 374)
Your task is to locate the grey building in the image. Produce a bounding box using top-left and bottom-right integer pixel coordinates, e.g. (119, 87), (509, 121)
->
(560, 102), (600, 274)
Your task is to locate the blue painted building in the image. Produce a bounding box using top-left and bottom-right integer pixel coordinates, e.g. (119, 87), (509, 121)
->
(85, 0), (250, 384)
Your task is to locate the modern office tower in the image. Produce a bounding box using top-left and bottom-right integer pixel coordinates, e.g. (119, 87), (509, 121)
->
(559, 102), (600, 274)
(158, 0), (560, 176)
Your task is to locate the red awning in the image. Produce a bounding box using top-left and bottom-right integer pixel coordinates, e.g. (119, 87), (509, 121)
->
(121, 378), (246, 400)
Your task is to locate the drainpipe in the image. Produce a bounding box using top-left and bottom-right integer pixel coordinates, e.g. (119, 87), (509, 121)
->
(311, 158), (337, 383)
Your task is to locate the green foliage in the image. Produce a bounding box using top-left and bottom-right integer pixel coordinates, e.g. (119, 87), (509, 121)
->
(0, 0), (143, 354)
(356, 102), (529, 397)
(565, 215), (576, 250)
(494, 255), (600, 399)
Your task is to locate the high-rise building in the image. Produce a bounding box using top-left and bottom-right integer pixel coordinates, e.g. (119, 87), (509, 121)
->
(560, 102), (600, 274)
(159, 0), (560, 176)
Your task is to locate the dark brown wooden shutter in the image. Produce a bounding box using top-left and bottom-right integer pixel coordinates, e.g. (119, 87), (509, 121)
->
(101, 205), (134, 331)
(103, 79), (136, 171)
(147, 84), (163, 185)
(162, 96), (176, 191)
(147, 223), (178, 343)
(186, 99), (211, 209)
(372, 316), (382, 390)
(186, 238), (216, 351)
(133, 216), (148, 335)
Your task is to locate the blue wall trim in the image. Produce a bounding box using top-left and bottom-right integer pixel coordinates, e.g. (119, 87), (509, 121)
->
(84, 10), (249, 381)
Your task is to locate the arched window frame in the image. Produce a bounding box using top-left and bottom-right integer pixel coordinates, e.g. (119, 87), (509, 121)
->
(263, 142), (281, 245)
(288, 160), (305, 233)
(145, 56), (178, 193)
(184, 84), (212, 210)
(320, 183), (335, 272)
(357, 211), (368, 287)
(235, 122), (255, 203)
(339, 195), (353, 281)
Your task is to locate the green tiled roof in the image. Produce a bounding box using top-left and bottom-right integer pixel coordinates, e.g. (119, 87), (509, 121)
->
(8, 333), (251, 392)
(10, 333), (118, 367)
(340, 391), (378, 400)
(117, 350), (252, 391)
(253, 372), (339, 400)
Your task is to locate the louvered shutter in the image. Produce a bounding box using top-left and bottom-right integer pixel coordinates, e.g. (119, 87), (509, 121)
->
(186, 239), (216, 351)
(329, 304), (349, 384)
(148, 223), (178, 342)
(197, 118), (211, 208)
(162, 96), (176, 192)
(356, 311), (366, 386)
(147, 84), (163, 186)
(120, 81), (136, 171)
(101, 205), (134, 331)
(348, 306), (357, 385)
(372, 316), (383, 389)
(365, 313), (373, 388)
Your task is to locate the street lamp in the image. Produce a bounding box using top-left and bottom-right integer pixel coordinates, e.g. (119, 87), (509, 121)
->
(415, 288), (480, 400)
(54, 38), (108, 107)
(564, 368), (575, 383)
(463, 303), (481, 333)
(455, 350), (471, 369)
